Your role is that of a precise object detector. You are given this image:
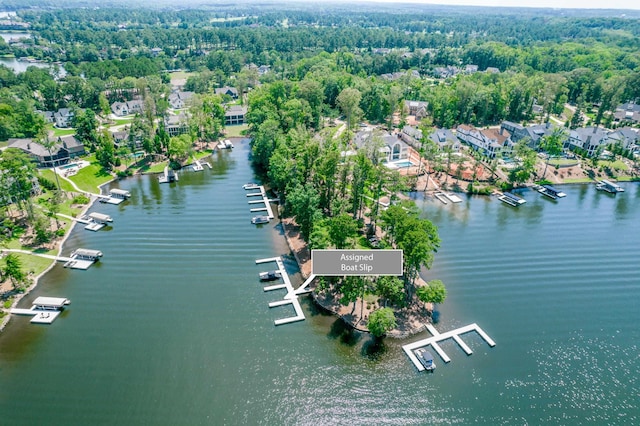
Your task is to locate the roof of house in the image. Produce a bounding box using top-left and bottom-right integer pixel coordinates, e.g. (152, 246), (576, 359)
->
(428, 128), (458, 145)
(215, 86), (239, 97)
(59, 135), (83, 150)
(225, 105), (247, 116)
(8, 138), (61, 157)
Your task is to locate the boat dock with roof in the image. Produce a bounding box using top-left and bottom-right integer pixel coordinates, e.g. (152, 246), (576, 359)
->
(64, 248), (103, 270)
(596, 179), (624, 193)
(99, 188), (131, 204)
(498, 192), (527, 207)
(10, 297), (70, 324)
(402, 323), (495, 372)
(537, 184), (566, 200)
(159, 166), (178, 183)
(84, 212), (113, 231)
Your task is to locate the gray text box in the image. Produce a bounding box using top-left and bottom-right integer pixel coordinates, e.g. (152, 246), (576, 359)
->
(312, 250), (403, 276)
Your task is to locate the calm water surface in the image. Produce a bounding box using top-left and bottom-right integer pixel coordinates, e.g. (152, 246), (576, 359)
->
(0, 143), (638, 425)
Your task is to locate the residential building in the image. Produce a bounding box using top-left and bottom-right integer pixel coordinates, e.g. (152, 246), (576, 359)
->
(456, 125), (513, 158)
(7, 137), (85, 167)
(404, 100), (428, 120)
(165, 112), (190, 137)
(110, 100), (144, 117)
(613, 102), (640, 124)
(257, 65), (271, 76)
(465, 64), (479, 74)
(215, 86), (239, 100)
(433, 66), (459, 79)
(565, 127), (609, 156)
(427, 128), (460, 151)
(150, 47), (163, 57)
(168, 91), (195, 109)
(225, 105), (247, 126)
(353, 129), (410, 163)
(500, 121), (555, 148)
(41, 111), (55, 123)
(485, 67), (500, 74)
(607, 127), (638, 150)
(53, 108), (74, 128)
(400, 125), (423, 149)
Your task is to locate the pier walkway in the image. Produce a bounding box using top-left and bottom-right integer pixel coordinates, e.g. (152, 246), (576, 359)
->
(255, 257), (305, 325)
(402, 323), (495, 371)
(245, 185), (275, 219)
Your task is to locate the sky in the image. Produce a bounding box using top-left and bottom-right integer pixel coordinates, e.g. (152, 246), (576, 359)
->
(358, 0), (640, 10)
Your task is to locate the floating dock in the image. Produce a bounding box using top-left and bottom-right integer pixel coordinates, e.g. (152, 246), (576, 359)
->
(192, 160), (204, 172)
(10, 297), (70, 324)
(255, 257), (305, 326)
(245, 185), (275, 220)
(402, 323), (495, 372)
(434, 192), (448, 204)
(498, 192), (527, 207)
(443, 192), (463, 203)
(159, 166), (178, 183)
(596, 179), (624, 193)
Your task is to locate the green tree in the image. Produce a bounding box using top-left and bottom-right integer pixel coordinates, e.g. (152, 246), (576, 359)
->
(336, 87), (362, 131)
(328, 213), (359, 249)
(368, 307), (397, 338)
(3, 253), (26, 290)
(539, 127), (566, 178)
(417, 280), (447, 305)
(95, 131), (116, 170)
(74, 109), (99, 150)
(167, 134), (192, 163)
(375, 276), (405, 307)
(286, 183), (321, 242)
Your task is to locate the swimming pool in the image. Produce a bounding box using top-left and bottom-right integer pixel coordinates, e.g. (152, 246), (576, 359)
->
(386, 160), (416, 168)
(60, 163), (79, 169)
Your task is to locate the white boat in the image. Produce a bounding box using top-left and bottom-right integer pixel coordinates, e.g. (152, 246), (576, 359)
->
(414, 348), (436, 371)
(243, 183), (259, 190)
(538, 185), (566, 199)
(259, 270), (282, 281)
(251, 215), (270, 224)
(596, 180), (624, 193)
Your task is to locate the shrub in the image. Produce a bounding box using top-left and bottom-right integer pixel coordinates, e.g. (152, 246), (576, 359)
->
(71, 195), (90, 204)
(37, 176), (57, 191)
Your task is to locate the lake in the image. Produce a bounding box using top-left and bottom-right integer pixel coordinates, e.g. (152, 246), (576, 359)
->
(0, 143), (638, 424)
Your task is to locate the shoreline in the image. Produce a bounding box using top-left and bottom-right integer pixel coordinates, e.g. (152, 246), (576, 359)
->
(279, 216), (433, 339)
(0, 177), (114, 333)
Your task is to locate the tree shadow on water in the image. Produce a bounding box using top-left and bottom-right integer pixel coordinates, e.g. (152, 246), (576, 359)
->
(361, 336), (387, 361)
(328, 318), (361, 347)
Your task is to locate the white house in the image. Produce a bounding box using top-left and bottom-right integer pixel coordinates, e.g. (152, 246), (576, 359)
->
(111, 100), (144, 117)
(168, 91), (194, 109)
(457, 125), (513, 158)
(53, 108), (74, 128)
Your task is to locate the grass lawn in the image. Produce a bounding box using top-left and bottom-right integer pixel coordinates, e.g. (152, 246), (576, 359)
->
(111, 118), (133, 126)
(168, 70), (194, 81)
(38, 169), (76, 192)
(46, 124), (75, 137)
(547, 158), (579, 167)
(614, 176), (640, 182)
(193, 151), (214, 161)
(225, 124), (248, 137)
(563, 178), (595, 183)
(0, 141), (7, 149)
(598, 160), (628, 171)
(142, 161), (169, 174)
(67, 155), (114, 193)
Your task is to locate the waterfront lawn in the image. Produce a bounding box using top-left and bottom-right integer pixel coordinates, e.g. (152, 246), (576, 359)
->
(46, 124), (75, 137)
(68, 155), (114, 193)
(547, 158), (579, 167)
(142, 161), (169, 174)
(598, 160), (628, 171)
(225, 124), (248, 137)
(39, 169), (76, 192)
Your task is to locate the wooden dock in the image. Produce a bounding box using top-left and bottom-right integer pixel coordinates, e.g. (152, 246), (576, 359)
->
(245, 185), (275, 219)
(255, 257), (305, 325)
(402, 323), (495, 372)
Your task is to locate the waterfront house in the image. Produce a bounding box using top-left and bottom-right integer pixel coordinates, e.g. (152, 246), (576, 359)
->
(400, 125), (423, 149)
(354, 129), (410, 163)
(565, 127), (609, 157)
(607, 127), (639, 151)
(168, 91), (194, 109)
(457, 125), (513, 158)
(465, 64), (479, 74)
(428, 128), (460, 151)
(165, 112), (190, 137)
(224, 105), (247, 126)
(7, 137), (85, 167)
(500, 121), (555, 149)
